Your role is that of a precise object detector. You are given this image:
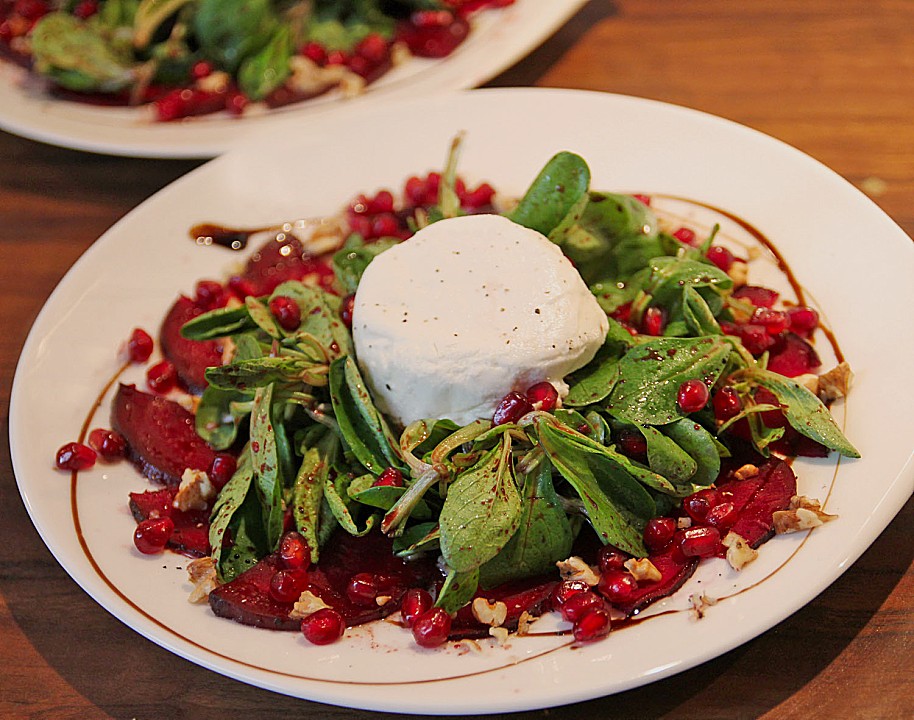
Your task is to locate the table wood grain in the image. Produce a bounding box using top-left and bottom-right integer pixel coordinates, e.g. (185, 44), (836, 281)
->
(1, 1), (912, 718)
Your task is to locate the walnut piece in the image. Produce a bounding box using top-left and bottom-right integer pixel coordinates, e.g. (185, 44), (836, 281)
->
(488, 626), (510, 645)
(556, 556), (600, 586)
(186, 557), (218, 603)
(471, 598), (508, 628)
(196, 70), (230, 93)
(689, 592), (717, 620)
(173, 468), (216, 511)
(516, 611), (535, 637)
(734, 463), (759, 481)
(624, 558), (662, 583)
(727, 260), (749, 287)
(677, 516), (693, 529)
(289, 591), (331, 620)
(722, 531), (758, 570)
(773, 495), (838, 534)
(817, 362), (853, 402)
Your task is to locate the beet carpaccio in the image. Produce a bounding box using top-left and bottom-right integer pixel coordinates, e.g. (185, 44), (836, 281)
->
(57, 144), (858, 649)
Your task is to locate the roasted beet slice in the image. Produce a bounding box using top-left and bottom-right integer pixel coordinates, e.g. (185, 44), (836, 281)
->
(717, 458), (797, 547)
(610, 547), (699, 617)
(112, 383), (216, 486)
(767, 332), (821, 377)
(449, 576), (559, 640)
(159, 295), (225, 394)
(128, 488), (211, 558)
(241, 235), (336, 296)
(209, 554), (301, 630)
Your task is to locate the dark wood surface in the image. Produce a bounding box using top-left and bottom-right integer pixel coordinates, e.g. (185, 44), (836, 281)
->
(2, 1), (912, 717)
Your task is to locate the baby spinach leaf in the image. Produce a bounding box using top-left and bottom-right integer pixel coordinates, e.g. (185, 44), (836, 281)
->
(662, 418), (721, 487)
(193, 0), (278, 73)
(195, 385), (252, 450)
(180, 304), (257, 341)
(507, 152), (591, 236)
(565, 346), (621, 407)
(205, 356), (326, 391)
(246, 295), (282, 339)
(134, 0), (194, 48)
(270, 281), (353, 359)
(392, 522), (439, 559)
(250, 384), (283, 550)
(683, 284), (723, 336)
(333, 239), (398, 296)
(324, 474), (376, 537)
(608, 336), (731, 425)
(209, 447), (256, 580)
(291, 430), (338, 562)
(638, 424), (697, 489)
(349, 484), (432, 519)
(436, 567), (479, 616)
(217, 482), (271, 583)
(646, 256), (732, 313)
(239, 24), (293, 101)
(439, 437), (522, 574)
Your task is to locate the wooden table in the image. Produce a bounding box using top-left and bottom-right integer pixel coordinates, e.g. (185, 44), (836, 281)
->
(2, 1), (912, 717)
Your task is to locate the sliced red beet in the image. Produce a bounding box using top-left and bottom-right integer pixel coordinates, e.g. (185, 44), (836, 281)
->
(609, 547), (699, 617)
(767, 332), (821, 377)
(128, 488), (211, 558)
(448, 576), (559, 640)
(159, 295), (225, 394)
(732, 285), (779, 308)
(112, 384), (217, 487)
(717, 458), (797, 547)
(241, 235), (336, 296)
(209, 554), (301, 630)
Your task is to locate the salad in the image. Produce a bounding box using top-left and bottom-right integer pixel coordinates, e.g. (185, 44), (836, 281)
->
(0, 0), (511, 121)
(56, 139), (858, 649)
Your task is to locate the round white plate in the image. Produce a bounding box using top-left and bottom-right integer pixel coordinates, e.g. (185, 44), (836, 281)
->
(10, 88), (914, 714)
(0, 0), (585, 158)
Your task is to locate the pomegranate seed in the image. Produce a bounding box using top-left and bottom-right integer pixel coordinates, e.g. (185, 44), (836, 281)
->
(326, 49), (347, 66)
(492, 391), (533, 425)
(768, 333), (821, 377)
(550, 579), (590, 610)
(127, 328), (154, 363)
(713, 386), (742, 422)
(598, 570), (637, 604)
(368, 190), (395, 214)
(301, 607), (346, 645)
(269, 295), (301, 331)
(355, 33), (388, 64)
(560, 590), (604, 623)
(269, 568), (309, 603)
(370, 212), (399, 238)
(340, 294), (355, 328)
(399, 12), (469, 58)
(227, 275), (257, 299)
(347, 573), (381, 606)
(373, 467), (404, 487)
(737, 323), (775, 355)
(643, 517), (677, 551)
(404, 176), (426, 205)
(706, 245), (735, 272)
(194, 279), (225, 310)
(279, 531), (311, 570)
(632, 194), (651, 206)
(616, 429), (647, 459)
(134, 517), (175, 554)
(14, 0), (49, 22)
(752, 307), (790, 336)
(573, 606), (612, 642)
(787, 306), (819, 335)
(55, 442), (96, 471)
(677, 379), (710, 413)
(679, 526), (721, 558)
(683, 488), (720, 523)
(347, 55), (371, 78)
(706, 501), (738, 530)
(208, 453), (237, 490)
(72, 0), (98, 19)
(672, 227), (697, 245)
(191, 60), (213, 79)
(301, 41), (327, 65)
(146, 360), (177, 394)
(421, 172), (442, 205)
(461, 182), (495, 209)
(597, 547), (629, 573)
(733, 285), (779, 308)
(87, 428), (127, 460)
(642, 306), (666, 336)
(412, 607), (452, 647)
(526, 381), (558, 412)
(400, 588), (434, 627)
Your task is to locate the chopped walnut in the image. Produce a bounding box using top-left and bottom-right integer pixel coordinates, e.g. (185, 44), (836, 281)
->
(817, 362), (853, 402)
(186, 557), (218, 603)
(624, 558), (662, 583)
(196, 70), (230, 94)
(174, 394), (201, 414)
(516, 611), (535, 637)
(733, 463), (759, 481)
(471, 598), (508, 627)
(728, 260), (749, 287)
(289, 591), (331, 620)
(773, 495), (838, 534)
(677, 516), (693, 529)
(722, 531), (758, 570)
(220, 336), (238, 365)
(794, 373), (820, 394)
(390, 41), (411, 66)
(689, 592), (717, 620)
(173, 468), (216, 511)
(288, 56), (363, 97)
(556, 556), (600, 586)
(488, 626), (510, 645)
(375, 595), (392, 607)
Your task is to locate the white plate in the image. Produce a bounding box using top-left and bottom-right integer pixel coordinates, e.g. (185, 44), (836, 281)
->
(10, 88), (914, 714)
(0, 0), (585, 158)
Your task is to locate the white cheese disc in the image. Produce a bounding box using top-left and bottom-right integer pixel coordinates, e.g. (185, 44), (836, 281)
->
(352, 214), (609, 426)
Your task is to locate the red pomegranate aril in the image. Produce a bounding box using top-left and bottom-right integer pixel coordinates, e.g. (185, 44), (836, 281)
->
(737, 323), (775, 355)
(368, 189), (395, 214)
(679, 526), (721, 558)
(269, 295), (301, 331)
(55, 441), (97, 471)
(347, 573), (381, 607)
(422, 172), (442, 204)
(677, 379), (710, 413)
(733, 285), (779, 308)
(146, 360), (178, 394)
(412, 607), (452, 648)
(279, 531), (311, 570)
(373, 467), (404, 488)
(560, 590), (604, 623)
(706, 245), (735, 272)
(462, 182), (495, 209)
(683, 488), (720, 523)
(400, 588), (434, 627)
(787, 305), (819, 335)
(348, 55), (371, 78)
(672, 227), (697, 245)
(72, 0), (98, 19)
(326, 49), (347, 65)
(134, 517), (175, 554)
(194, 279), (225, 310)
(550, 579), (590, 610)
(643, 517), (677, 551)
(617, 429), (647, 458)
(404, 176), (426, 205)
(597, 546), (629, 573)
(208, 453), (237, 490)
(127, 327), (154, 363)
(632, 194), (651, 206)
(301, 608), (346, 645)
(713, 386), (742, 422)
(225, 89), (248, 115)
(598, 570), (637, 604)
(573, 607), (612, 642)
(492, 391), (533, 425)
(706, 501), (738, 530)
(370, 212), (400, 238)
(227, 275), (257, 299)
(752, 307), (790, 336)
(355, 33), (388, 64)
(400, 12), (469, 58)
(526, 381), (558, 412)
(269, 568), (309, 603)
(642, 306), (666, 336)
(340, 294), (355, 328)
(191, 60), (213, 79)
(301, 41), (327, 65)
(88, 428), (127, 460)
(14, 0), (49, 22)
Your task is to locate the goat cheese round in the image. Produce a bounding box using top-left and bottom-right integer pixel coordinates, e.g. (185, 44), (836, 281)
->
(352, 214), (609, 427)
